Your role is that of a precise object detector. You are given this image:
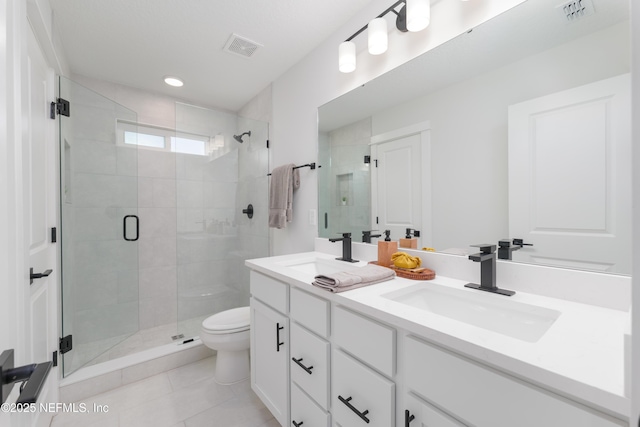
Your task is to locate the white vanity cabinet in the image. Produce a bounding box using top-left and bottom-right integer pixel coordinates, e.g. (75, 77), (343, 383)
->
(403, 335), (626, 427)
(250, 271), (289, 426)
(247, 260), (627, 427)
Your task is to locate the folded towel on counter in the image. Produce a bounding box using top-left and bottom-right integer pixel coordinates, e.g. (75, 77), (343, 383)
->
(269, 164), (300, 229)
(312, 264), (395, 293)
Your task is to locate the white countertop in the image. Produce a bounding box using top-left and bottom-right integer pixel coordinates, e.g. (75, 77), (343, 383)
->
(245, 251), (630, 420)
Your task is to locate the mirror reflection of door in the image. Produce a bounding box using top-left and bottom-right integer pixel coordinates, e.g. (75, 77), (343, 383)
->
(508, 74), (631, 273)
(371, 127), (431, 246)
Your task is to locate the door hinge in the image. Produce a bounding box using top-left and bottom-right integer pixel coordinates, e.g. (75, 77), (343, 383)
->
(59, 335), (73, 355)
(50, 98), (70, 119)
(52, 351), (58, 367)
(374, 159), (378, 167)
(266, 139), (269, 149)
(51, 227), (57, 243)
(376, 216), (379, 224)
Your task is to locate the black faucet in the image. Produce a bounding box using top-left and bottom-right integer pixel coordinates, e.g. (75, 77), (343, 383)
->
(464, 244), (514, 296)
(405, 228), (421, 238)
(362, 230), (382, 244)
(329, 233), (359, 263)
(497, 239), (520, 260)
(498, 238), (533, 260)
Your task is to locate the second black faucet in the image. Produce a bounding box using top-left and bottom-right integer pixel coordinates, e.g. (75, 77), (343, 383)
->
(329, 232), (359, 263)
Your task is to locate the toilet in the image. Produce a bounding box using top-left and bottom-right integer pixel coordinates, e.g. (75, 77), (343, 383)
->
(200, 306), (251, 385)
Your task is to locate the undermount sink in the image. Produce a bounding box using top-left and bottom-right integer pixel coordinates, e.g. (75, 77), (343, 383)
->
(382, 283), (560, 342)
(278, 257), (364, 276)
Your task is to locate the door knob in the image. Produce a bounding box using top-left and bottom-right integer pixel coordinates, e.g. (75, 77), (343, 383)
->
(30, 268), (52, 285)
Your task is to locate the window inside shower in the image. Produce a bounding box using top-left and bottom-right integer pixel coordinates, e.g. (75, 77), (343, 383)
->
(118, 120), (210, 156)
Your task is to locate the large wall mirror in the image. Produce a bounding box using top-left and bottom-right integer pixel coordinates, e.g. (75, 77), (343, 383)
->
(318, 0), (630, 275)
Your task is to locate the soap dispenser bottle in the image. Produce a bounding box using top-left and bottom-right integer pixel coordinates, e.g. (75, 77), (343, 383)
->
(377, 230), (397, 267)
(399, 228), (420, 249)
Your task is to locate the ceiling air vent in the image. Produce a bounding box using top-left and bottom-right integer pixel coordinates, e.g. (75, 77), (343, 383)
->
(557, 0), (595, 22)
(223, 34), (262, 59)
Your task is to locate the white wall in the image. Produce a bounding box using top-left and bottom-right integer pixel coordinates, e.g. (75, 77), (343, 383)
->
(270, 0), (524, 255)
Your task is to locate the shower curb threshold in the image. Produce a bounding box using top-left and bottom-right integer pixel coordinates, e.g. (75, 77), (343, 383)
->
(59, 339), (213, 403)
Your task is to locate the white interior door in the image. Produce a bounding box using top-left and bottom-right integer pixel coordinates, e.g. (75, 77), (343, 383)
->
(371, 132), (427, 245)
(508, 74), (631, 273)
(19, 25), (58, 427)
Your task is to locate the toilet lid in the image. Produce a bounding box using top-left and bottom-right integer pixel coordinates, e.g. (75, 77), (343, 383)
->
(202, 306), (250, 332)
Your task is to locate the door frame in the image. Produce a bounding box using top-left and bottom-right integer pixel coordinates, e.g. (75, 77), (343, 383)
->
(370, 121), (432, 245)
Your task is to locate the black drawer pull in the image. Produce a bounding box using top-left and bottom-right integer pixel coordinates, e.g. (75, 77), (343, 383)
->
(276, 323), (284, 352)
(292, 421), (303, 427)
(338, 395), (370, 424)
(405, 409), (415, 426)
(292, 357), (314, 374)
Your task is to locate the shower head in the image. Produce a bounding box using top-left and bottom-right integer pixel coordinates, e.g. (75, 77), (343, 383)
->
(233, 131), (251, 143)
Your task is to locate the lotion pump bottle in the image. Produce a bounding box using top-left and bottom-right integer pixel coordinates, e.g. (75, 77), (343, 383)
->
(377, 230), (397, 267)
(399, 228), (420, 249)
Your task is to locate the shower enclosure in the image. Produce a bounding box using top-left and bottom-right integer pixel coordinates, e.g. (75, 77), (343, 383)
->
(58, 77), (269, 377)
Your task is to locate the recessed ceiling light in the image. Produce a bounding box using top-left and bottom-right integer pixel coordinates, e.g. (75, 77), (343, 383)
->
(164, 76), (184, 87)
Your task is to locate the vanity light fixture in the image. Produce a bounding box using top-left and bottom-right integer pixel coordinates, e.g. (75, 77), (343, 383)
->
(163, 76), (184, 87)
(339, 0), (431, 73)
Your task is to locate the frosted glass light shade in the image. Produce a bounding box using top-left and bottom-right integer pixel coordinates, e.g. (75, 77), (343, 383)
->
(368, 17), (388, 55)
(406, 0), (431, 32)
(339, 41), (356, 73)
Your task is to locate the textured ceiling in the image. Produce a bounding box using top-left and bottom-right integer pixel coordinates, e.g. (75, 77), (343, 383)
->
(49, 0), (375, 111)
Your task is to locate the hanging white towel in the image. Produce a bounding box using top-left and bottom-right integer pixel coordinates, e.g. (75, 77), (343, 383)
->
(269, 164), (299, 229)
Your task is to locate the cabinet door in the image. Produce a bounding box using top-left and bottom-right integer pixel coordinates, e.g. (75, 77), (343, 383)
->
(332, 349), (395, 427)
(251, 298), (289, 426)
(404, 394), (467, 427)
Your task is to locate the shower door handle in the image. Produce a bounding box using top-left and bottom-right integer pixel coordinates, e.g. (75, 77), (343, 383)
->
(123, 215), (139, 241)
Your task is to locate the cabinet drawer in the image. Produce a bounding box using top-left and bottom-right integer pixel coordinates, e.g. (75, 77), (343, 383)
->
(404, 336), (624, 427)
(290, 287), (330, 337)
(250, 271), (288, 314)
(291, 383), (330, 427)
(290, 322), (330, 409)
(405, 393), (467, 427)
(333, 306), (395, 377)
(332, 349), (395, 427)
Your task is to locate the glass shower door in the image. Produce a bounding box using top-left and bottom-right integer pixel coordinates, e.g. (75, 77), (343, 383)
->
(174, 103), (270, 339)
(59, 77), (140, 376)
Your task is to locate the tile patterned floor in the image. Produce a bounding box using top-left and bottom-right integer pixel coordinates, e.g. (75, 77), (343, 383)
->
(51, 357), (279, 427)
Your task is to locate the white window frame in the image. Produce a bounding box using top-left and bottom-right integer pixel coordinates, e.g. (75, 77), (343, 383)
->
(116, 120), (212, 156)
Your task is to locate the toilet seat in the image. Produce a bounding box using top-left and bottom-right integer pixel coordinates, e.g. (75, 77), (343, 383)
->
(202, 306), (250, 334)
